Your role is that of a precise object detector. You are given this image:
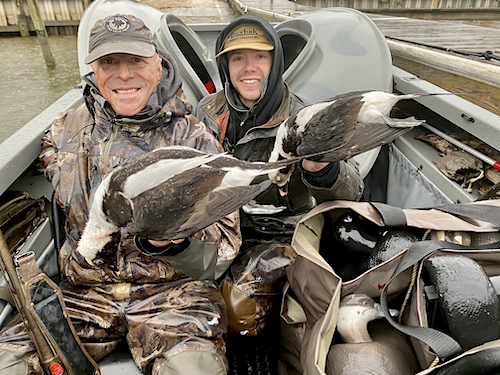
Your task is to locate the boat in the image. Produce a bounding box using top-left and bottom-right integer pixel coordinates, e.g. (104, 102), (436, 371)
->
(1, 0), (500, 373)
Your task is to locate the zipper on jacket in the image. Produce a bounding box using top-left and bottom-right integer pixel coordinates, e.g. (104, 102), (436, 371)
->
(103, 121), (118, 174)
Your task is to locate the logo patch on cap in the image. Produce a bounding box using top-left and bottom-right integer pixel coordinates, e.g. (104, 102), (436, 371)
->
(106, 15), (131, 33)
(216, 25), (274, 57)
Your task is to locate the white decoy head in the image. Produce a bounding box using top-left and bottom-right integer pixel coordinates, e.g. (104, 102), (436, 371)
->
(336, 294), (379, 344)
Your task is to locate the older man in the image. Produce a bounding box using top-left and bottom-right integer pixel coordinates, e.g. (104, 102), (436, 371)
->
(0, 14), (239, 375)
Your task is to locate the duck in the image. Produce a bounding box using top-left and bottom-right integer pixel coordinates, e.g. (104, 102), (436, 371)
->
(268, 90), (444, 185)
(76, 145), (300, 261)
(326, 294), (420, 375)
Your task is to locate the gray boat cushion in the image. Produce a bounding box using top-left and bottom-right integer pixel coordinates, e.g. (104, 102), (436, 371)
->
(0, 349), (28, 375)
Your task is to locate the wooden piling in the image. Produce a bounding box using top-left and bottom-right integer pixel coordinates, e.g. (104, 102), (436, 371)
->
(26, 0), (56, 68)
(13, 0), (30, 37)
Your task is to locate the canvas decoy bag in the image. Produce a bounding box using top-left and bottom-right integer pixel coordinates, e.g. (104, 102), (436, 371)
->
(280, 199), (500, 375)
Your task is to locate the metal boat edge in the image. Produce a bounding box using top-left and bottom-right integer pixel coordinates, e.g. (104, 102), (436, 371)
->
(1, 0), (500, 373)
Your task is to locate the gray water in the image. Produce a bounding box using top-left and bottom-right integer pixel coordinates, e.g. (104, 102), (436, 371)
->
(2, 26), (499, 146)
(0, 36), (80, 144)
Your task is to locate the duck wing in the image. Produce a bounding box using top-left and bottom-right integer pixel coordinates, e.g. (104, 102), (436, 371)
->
(328, 119), (414, 161)
(124, 165), (272, 240)
(292, 93), (364, 161)
(102, 146), (299, 241)
(294, 91), (421, 162)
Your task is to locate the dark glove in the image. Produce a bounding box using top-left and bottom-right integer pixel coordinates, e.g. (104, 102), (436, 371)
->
(299, 161), (340, 188)
(135, 236), (190, 256)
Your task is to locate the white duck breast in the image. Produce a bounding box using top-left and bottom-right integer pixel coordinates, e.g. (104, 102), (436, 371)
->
(77, 146), (300, 260)
(269, 90), (435, 164)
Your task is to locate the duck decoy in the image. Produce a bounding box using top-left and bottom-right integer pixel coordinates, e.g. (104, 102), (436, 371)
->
(321, 212), (419, 280)
(423, 254), (500, 351)
(326, 294), (420, 375)
(76, 146), (300, 260)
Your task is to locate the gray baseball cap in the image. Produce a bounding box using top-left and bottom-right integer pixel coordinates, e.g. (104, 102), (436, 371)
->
(84, 14), (156, 64)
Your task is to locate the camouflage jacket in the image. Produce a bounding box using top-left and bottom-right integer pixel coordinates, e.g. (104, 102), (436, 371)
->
(40, 55), (241, 286)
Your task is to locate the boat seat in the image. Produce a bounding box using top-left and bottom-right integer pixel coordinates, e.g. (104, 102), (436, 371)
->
(155, 13), (222, 112)
(276, 8), (393, 179)
(277, 8), (392, 101)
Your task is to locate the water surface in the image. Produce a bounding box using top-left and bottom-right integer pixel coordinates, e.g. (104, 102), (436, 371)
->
(0, 36), (80, 144)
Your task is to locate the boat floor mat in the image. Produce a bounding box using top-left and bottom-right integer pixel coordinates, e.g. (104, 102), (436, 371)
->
(226, 329), (279, 375)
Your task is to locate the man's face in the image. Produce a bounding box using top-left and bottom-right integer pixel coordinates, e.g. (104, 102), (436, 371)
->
(227, 49), (272, 108)
(90, 53), (162, 116)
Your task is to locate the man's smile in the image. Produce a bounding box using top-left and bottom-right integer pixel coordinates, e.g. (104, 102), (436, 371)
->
(114, 88), (140, 93)
(241, 79), (259, 84)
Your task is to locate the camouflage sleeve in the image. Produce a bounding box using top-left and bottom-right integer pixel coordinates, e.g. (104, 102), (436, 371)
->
(40, 110), (70, 189)
(304, 159), (364, 203)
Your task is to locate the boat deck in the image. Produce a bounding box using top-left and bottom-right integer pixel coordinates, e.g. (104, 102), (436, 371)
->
(229, 0), (500, 88)
(368, 13), (500, 65)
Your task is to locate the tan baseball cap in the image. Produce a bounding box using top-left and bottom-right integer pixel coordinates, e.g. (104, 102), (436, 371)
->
(85, 14), (156, 64)
(216, 25), (274, 58)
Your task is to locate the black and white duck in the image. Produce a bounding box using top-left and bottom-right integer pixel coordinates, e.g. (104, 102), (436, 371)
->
(76, 145), (300, 260)
(268, 90), (439, 185)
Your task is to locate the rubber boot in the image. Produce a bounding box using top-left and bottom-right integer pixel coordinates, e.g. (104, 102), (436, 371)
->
(158, 350), (227, 375)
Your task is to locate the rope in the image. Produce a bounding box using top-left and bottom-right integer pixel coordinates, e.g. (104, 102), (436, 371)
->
(398, 263), (419, 324)
(428, 356), (440, 369)
(398, 228), (432, 324)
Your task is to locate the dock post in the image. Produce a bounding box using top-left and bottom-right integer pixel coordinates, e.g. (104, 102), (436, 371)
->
(13, 0), (30, 37)
(26, 0), (56, 68)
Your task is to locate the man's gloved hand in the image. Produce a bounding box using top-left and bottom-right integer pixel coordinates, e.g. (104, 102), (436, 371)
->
(135, 237), (188, 256)
(300, 160), (340, 189)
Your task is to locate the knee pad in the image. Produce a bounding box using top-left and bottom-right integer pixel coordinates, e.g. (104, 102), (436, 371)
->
(158, 350), (227, 375)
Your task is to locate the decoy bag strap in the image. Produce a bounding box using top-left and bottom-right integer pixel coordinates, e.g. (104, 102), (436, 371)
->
(378, 202), (500, 363)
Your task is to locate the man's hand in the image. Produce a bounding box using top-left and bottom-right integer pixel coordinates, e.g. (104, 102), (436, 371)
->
(148, 239), (185, 248)
(301, 159), (329, 173)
